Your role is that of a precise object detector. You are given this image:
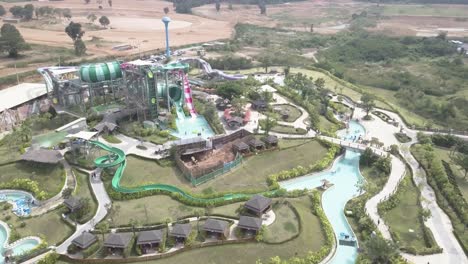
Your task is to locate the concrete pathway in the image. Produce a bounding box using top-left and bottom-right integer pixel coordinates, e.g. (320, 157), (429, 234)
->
(56, 168), (111, 254)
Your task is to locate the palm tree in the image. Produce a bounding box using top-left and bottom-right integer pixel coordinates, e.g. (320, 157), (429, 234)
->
(129, 218), (139, 236)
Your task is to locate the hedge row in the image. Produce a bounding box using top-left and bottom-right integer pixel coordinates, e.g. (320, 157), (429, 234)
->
(267, 141), (341, 189)
(0, 179), (47, 200)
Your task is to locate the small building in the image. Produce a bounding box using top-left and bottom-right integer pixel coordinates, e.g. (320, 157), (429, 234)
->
(169, 223), (192, 243)
(64, 197), (82, 212)
(137, 230), (163, 254)
(72, 232), (98, 250)
(238, 216), (262, 235)
(20, 149), (63, 164)
(93, 121), (118, 134)
(263, 135), (278, 148)
(227, 116), (244, 129)
(251, 100), (268, 111)
(244, 195), (272, 216)
(104, 233), (133, 256)
(248, 138), (265, 151)
(203, 218), (230, 239)
(232, 141), (249, 154)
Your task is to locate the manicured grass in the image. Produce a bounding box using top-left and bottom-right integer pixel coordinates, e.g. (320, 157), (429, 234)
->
(271, 124), (308, 135)
(102, 134), (122, 144)
(0, 162), (65, 199)
(279, 139), (312, 149)
(31, 114), (77, 136)
(73, 170), (98, 223)
(264, 203), (299, 243)
(0, 146), (21, 165)
(199, 140), (329, 193)
(382, 4), (468, 17)
(380, 175), (431, 250)
(433, 147), (468, 201)
(319, 115), (337, 132)
(273, 104), (302, 122)
(102, 196), (324, 264)
(1, 208), (74, 246)
(119, 156), (191, 190)
(120, 141), (329, 194)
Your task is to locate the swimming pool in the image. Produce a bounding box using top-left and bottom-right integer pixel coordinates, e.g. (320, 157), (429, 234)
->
(0, 190), (36, 217)
(0, 222), (40, 264)
(337, 120), (366, 142)
(280, 121), (366, 264)
(172, 115), (215, 140)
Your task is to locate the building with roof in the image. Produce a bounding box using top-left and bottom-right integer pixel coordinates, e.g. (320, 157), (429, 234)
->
(238, 216), (263, 235)
(64, 197), (82, 212)
(72, 232), (98, 249)
(93, 121), (118, 134)
(251, 100), (268, 111)
(104, 233), (133, 255)
(248, 138), (265, 151)
(169, 223), (192, 243)
(226, 116), (244, 129)
(0, 83), (50, 132)
(244, 195), (272, 216)
(137, 230), (163, 254)
(21, 149), (63, 164)
(232, 141), (249, 154)
(203, 218), (230, 239)
(263, 135), (278, 148)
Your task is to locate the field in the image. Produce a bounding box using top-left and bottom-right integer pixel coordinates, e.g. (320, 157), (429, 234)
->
(263, 203), (300, 243)
(120, 140), (328, 194)
(0, 162), (65, 199)
(380, 175), (432, 251)
(273, 104), (302, 122)
(99, 196), (324, 264)
(0, 207), (74, 246)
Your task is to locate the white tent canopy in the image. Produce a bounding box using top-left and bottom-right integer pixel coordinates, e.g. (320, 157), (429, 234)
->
(66, 131), (98, 141)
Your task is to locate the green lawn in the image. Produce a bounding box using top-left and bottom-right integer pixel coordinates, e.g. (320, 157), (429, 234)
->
(95, 196), (325, 264)
(120, 140), (329, 194)
(273, 104), (302, 122)
(271, 125), (307, 135)
(31, 114), (77, 136)
(0, 162), (65, 199)
(102, 134), (122, 144)
(73, 170), (98, 223)
(380, 174), (432, 251)
(263, 202), (300, 243)
(319, 116), (337, 132)
(0, 146), (22, 165)
(279, 139), (313, 149)
(1, 207), (74, 246)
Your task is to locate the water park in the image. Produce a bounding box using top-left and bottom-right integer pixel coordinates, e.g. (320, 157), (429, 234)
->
(1, 12), (468, 264)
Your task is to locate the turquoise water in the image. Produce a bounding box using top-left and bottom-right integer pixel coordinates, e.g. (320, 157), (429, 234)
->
(0, 191), (36, 216)
(280, 121), (366, 264)
(173, 115), (215, 140)
(338, 120), (365, 142)
(0, 224), (39, 264)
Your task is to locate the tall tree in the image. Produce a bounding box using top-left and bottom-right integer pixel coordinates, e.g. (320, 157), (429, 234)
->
(215, 0), (221, 12)
(364, 235), (399, 264)
(314, 77), (325, 89)
(0, 24), (28, 57)
(65, 22), (86, 56)
(108, 0), (112, 7)
(164, 7), (170, 14)
(0, 5), (6, 17)
(84, 0), (90, 4)
(453, 153), (468, 179)
(263, 114), (277, 135)
(9, 6), (24, 18)
(87, 13), (97, 23)
(361, 93), (376, 118)
(258, 0), (266, 15)
(99, 16), (110, 27)
(258, 53), (272, 73)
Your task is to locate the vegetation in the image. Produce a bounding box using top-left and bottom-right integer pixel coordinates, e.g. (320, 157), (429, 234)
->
(73, 170), (98, 223)
(99, 16), (110, 28)
(263, 202), (300, 243)
(205, 56), (253, 70)
(65, 21), (86, 56)
(102, 134), (122, 144)
(0, 23), (28, 57)
(394, 132), (411, 143)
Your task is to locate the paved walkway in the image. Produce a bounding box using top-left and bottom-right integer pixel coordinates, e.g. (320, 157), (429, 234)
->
(56, 168), (111, 254)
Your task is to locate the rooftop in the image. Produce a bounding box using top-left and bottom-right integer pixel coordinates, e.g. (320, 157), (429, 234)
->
(244, 195), (272, 213)
(203, 218), (229, 233)
(72, 232), (97, 249)
(21, 149), (63, 164)
(170, 223), (192, 238)
(137, 230), (163, 245)
(0, 83), (47, 113)
(238, 216), (262, 231)
(64, 197), (82, 211)
(104, 233), (133, 248)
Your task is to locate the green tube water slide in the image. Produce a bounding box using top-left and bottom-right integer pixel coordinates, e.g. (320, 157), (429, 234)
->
(90, 141), (261, 203)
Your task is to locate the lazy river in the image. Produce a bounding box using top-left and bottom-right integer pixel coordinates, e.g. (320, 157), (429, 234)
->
(280, 120), (366, 264)
(0, 190), (36, 217)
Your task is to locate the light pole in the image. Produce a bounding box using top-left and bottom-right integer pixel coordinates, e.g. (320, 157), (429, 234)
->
(162, 16), (171, 57)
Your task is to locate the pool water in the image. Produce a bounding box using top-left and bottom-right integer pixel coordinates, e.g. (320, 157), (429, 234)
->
(280, 121), (366, 264)
(172, 115), (215, 140)
(0, 224), (40, 264)
(0, 191), (36, 217)
(338, 120), (366, 142)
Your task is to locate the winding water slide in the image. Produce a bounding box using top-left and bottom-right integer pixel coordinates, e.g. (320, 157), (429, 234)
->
(90, 140), (263, 203)
(177, 58), (247, 81)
